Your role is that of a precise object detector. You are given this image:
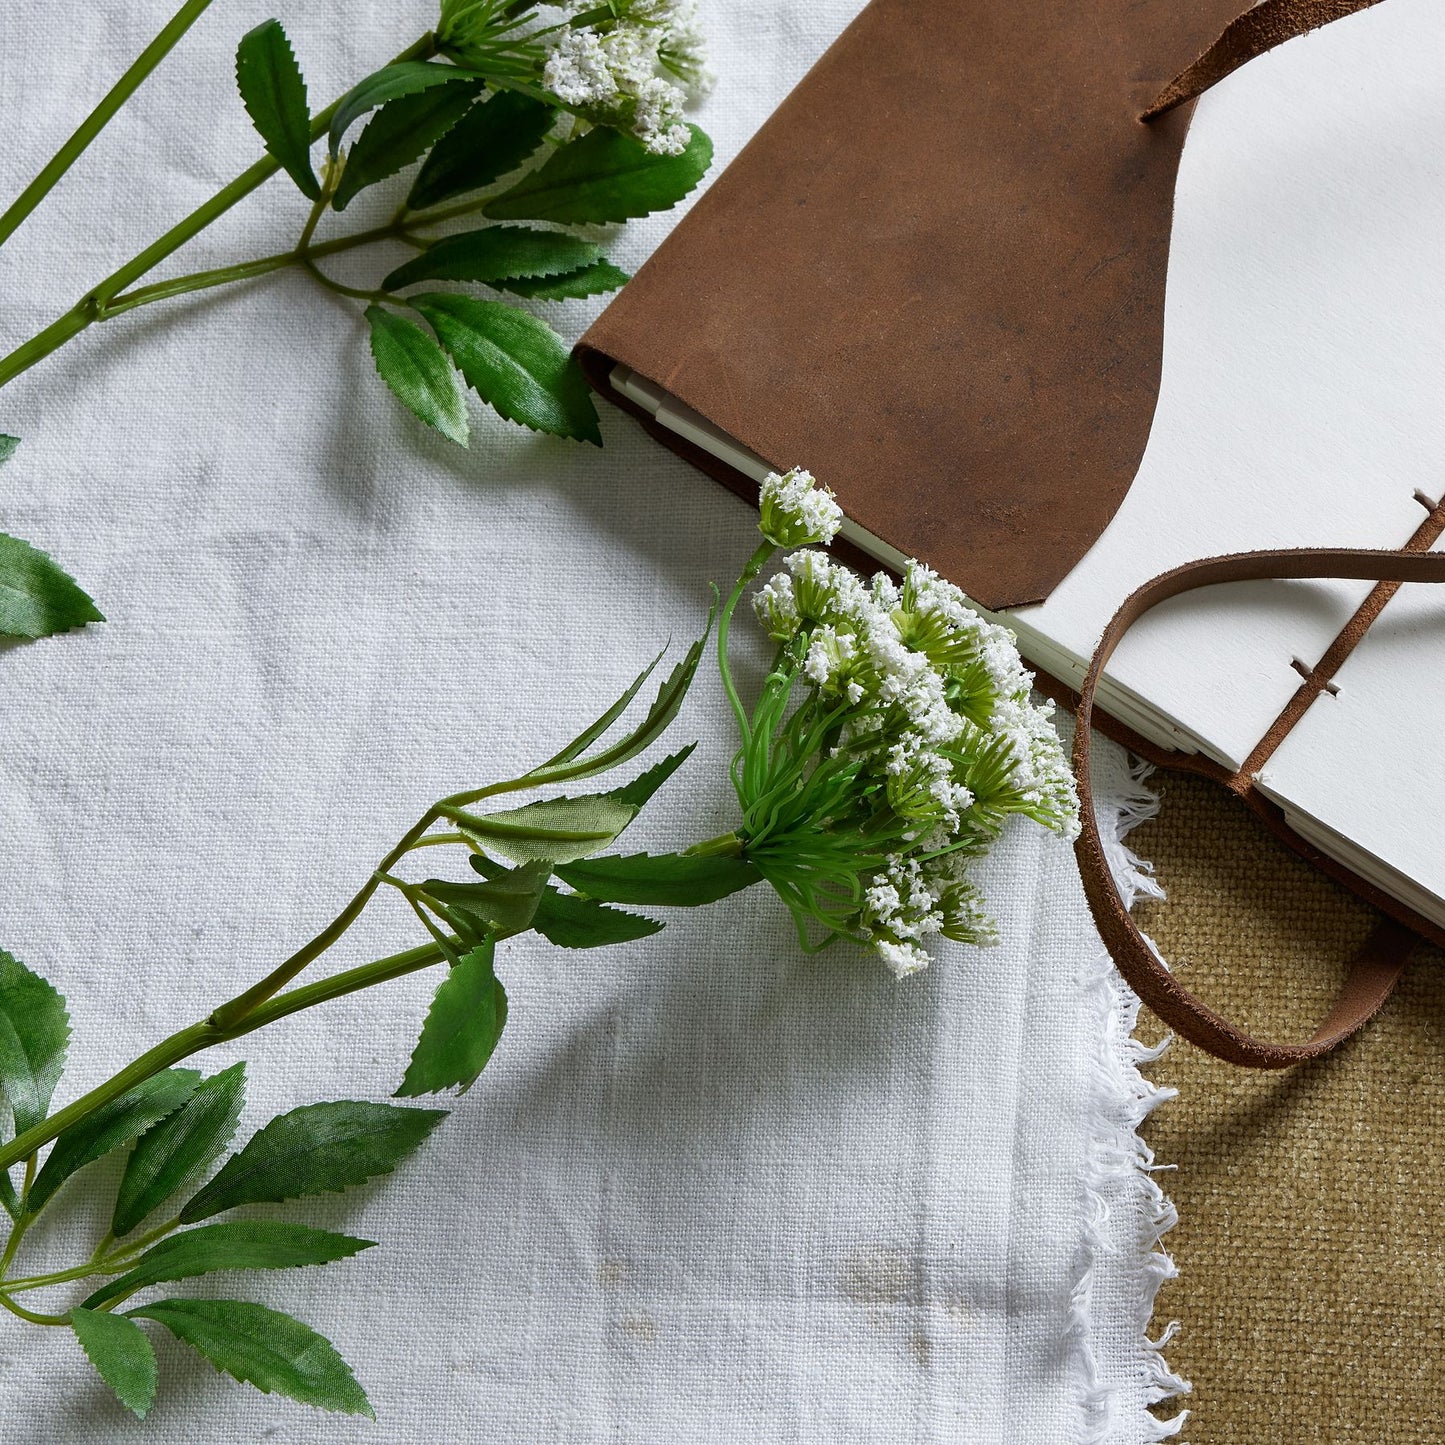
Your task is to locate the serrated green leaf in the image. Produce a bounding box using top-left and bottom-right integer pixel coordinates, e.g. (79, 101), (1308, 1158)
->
(179, 1100), (445, 1223)
(366, 306), (469, 447)
(396, 941), (506, 1096)
(484, 123), (712, 224)
(130, 1298), (372, 1417)
(418, 862), (550, 936)
(235, 20), (318, 200)
(0, 949), (69, 1141)
(608, 744), (696, 811)
(384, 225), (600, 291)
(83, 1221), (373, 1310)
(29, 1070), (200, 1214)
(454, 793), (638, 865)
(0, 436), (18, 464)
(332, 78), (482, 211)
(408, 91), (555, 210)
(412, 293), (600, 442)
(495, 259), (630, 301)
(539, 648), (665, 770)
(71, 1308), (158, 1419)
(530, 888), (663, 949)
(112, 1063), (246, 1238)
(329, 61), (476, 156)
(555, 852), (763, 907)
(0, 533), (104, 639)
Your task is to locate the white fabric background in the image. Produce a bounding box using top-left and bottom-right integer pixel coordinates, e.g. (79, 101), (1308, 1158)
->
(0, 3), (1179, 1440)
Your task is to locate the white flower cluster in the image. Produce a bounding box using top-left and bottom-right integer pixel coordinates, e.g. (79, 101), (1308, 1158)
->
(757, 468), (844, 549)
(751, 542), (1078, 980)
(542, 0), (709, 156)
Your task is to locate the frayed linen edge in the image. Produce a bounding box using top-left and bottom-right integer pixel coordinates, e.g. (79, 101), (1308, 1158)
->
(1069, 750), (1190, 1443)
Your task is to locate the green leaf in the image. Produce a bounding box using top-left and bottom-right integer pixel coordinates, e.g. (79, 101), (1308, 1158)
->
(484, 123), (712, 224)
(0, 436), (18, 464)
(0, 949), (69, 1140)
(130, 1298), (372, 1417)
(530, 888), (663, 950)
(455, 793), (638, 865)
(329, 61), (476, 156)
(418, 862), (550, 936)
(539, 648), (665, 770)
(71, 1308), (158, 1419)
(112, 1063), (246, 1238)
(180, 1100), (444, 1224)
(332, 79), (482, 211)
(496, 259), (630, 301)
(396, 941), (506, 1096)
(555, 852), (764, 908)
(384, 225), (601, 292)
(366, 306), (469, 447)
(412, 293), (601, 443)
(0, 533), (104, 639)
(235, 20), (318, 200)
(83, 1221), (373, 1310)
(408, 91), (555, 210)
(29, 1069), (200, 1213)
(608, 744), (696, 811)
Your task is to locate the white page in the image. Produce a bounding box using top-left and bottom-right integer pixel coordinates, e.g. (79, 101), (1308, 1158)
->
(1007, 0), (1445, 769)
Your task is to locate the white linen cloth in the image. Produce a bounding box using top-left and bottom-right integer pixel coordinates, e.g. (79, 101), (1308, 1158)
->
(0, 2), (1182, 1439)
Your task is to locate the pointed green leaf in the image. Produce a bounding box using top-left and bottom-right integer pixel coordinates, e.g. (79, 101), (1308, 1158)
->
(0, 533), (104, 639)
(83, 1221), (373, 1310)
(112, 1063), (246, 1238)
(332, 78), (482, 211)
(329, 61), (476, 156)
(0, 436), (18, 464)
(539, 648), (665, 770)
(453, 792), (637, 865)
(235, 20), (318, 200)
(71, 1308), (158, 1419)
(607, 744), (696, 810)
(366, 306), (469, 447)
(130, 1298), (372, 1417)
(397, 941), (506, 1096)
(29, 1069), (200, 1213)
(418, 862), (549, 936)
(495, 259), (630, 301)
(555, 852), (763, 908)
(0, 949), (69, 1140)
(484, 123), (712, 224)
(412, 293), (601, 442)
(383, 225), (600, 291)
(179, 1100), (445, 1224)
(408, 91), (555, 210)
(530, 889), (663, 949)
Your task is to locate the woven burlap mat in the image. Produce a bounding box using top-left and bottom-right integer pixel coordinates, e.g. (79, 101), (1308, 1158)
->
(1128, 770), (1445, 1441)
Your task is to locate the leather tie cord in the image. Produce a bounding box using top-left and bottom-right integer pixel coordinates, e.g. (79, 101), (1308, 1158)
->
(1072, 549), (1445, 1068)
(1143, 0), (1387, 119)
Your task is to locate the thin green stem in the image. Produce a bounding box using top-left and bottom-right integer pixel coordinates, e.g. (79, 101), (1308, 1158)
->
(0, 1158), (36, 1278)
(683, 831), (745, 858)
(301, 258), (392, 306)
(717, 542), (777, 748)
(0, 1291), (70, 1326)
(0, 0), (216, 251)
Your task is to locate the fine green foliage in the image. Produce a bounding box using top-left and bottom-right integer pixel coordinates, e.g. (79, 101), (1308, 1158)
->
(130, 1298), (372, 1417)
(332, 79), (482, 212)
(454, 792), (639, 865)
(484, 124), (712, 224)
(70, 1308), (158, 1419)
(407, 91), (555, 210)
(0, 950), (69, 1140)
(495, 260), (630, 301)
(83, 1221), (374, 1309)
(29, 1069), (200, 1213)
(556, 852), (764, 908)
(412, 293), (601, 443)
(365, 306), (469, 447)
(0, 533), (104, 639)
(0, 436), (18, 464)
(419, 863), (550, 937)
(235, 20), (318, 200)
(609, 744), (697, 810)
(328, 61), (475, 156)
(112, 1063), (246, 1237)
(179, 1100), (445, 1223)
(397, 941), (506, 1096)
(530, 889), (663, 949)
(383, 225), (602, 291)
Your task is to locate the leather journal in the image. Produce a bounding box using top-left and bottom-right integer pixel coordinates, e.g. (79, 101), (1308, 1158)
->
(577, 0), (1445, 1065)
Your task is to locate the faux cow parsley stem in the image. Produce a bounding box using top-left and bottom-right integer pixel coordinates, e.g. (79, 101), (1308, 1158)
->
(0, 472), (1077, 1422)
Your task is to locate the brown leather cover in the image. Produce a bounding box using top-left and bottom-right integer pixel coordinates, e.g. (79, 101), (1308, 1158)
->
(579, 0), (1259, 612)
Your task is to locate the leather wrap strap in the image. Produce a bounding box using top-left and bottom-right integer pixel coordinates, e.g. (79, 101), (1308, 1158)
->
(1073, 548), (1445, 1068)
(1144, 0), (1386, 119)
